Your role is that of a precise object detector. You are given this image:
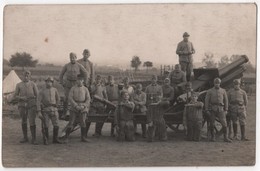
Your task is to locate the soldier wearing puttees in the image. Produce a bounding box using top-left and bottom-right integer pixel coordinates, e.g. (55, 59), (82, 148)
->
(183, 91), (204, 141)
(114, 90), (135, 141)
(13, 70), (39, 145)
(77, 49), (95, 88)
(59, 52), (88, 118)
(106, 75), (119, 137)
(168, 64), (186, 86)
(132, 84), (147, 138)
(64, 74), (91, 143)
(205, 78), (232, 142)
(176, 32), (195, 81)
(227, 79), (249, 141)
(146, 75), (167, 142)
(37, 77), (62, 144)
(88, 75), (108, 137)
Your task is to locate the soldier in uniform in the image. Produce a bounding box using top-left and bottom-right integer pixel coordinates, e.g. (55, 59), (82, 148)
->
(183, 91), (204, 141)
(77, 49), (95, 88)
(162, 78), (175, 105)
(227, 79), (249, 141)
(176, 32), (195, 81)
(168, 64), (186, 88)
(88, 75), (108, 137)
(131, 83), (147, 138)
(64, 74), (91, 143)
(105, 75), (119, 137)
(13, 70), (39, 145)
(59, 52), (88, 118)
(114, 90), (135, 141)
(205, 78), (232, 142)
(145, 75), (167, 142)
(122, 77), (134, 96)
(37, 77), (62, 144)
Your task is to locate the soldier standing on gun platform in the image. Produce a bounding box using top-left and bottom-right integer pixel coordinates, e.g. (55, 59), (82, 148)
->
(13, 70), (39, 145)
(131, 83), (147, 138)
(145, 75), (167, 142)
(77, 49), (95, 88)
(114, 90), (135, 141)
(183, 91), (204, 141)
(64, 74), (91, 143)
(176, 32), (195, 81)
(88, 75), (108, 137)
(59, 52), (88, 119)
(106, 75), (119, 137)
(227, 79), (249, 141)
(37, 77), (62, 144)
(205, 78), (232, 142)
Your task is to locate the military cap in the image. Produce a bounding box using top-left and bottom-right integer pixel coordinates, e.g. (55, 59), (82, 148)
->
(183, 32), (190, 37)
(45, 76), (54, 82)
(120, 90), (129, 97)
(70, 52), (77, 58)
(23, 70), (31, 75)
(214, 78), (221, 84)
(83, 49), (90, 54)
(77, 74), (84, 80)
(233, 79), (241, 85)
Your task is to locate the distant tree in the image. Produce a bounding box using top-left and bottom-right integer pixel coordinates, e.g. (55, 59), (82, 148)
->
(131, 56), (142, 72)
(218, 55), (230, 68)
(143, 61), (153, 72)
(9, 52), (38, 68)
(202, 52), (217, 68)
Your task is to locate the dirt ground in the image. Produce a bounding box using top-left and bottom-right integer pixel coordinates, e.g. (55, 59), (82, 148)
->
(2, 96), (256, 167)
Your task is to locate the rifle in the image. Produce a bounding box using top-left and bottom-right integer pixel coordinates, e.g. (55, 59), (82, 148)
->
(93, 95), (117, 110)
(38, 112), (48, 145)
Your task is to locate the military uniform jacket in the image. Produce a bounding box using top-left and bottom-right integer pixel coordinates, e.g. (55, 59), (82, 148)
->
(131, 91), (147, 113)
(59, 62), (88, 86)
(106, 84), (119, 102)
(68, 85), (91, 112)
(176, 40), (195, 63)
(114, 100), (135, 124)
(168, 70), (187, 85)
(183, 101), (204, 127)
(122, 85), (134, 96)
(227, 88), (248, 112)
(162, 85), (175, 101)
(205, 87), (228, 112)
(77, 58), (95, 86)
(91, 83), (108, 108)
(37, 87), (60, 112)
(14, 81), (38, 108)
(145, 84), (163, 105)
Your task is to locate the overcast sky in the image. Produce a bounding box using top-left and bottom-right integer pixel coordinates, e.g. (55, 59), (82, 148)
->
(3, 4), (256, 68)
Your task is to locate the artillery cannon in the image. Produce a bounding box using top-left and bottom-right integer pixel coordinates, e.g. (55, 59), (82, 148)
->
(59, 55), (249, 137)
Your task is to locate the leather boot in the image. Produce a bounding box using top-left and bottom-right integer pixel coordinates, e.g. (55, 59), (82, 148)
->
(81, 127), (89, 142)
(85, 121), (91, 137)
(111, 123), (115, 137)
(64, 127), (71, 144)
(20, 123), (29, 143)
(232, 123), (239, 140)
(241, 125), (249, 141)
(43, 128), (49, 145)
(30, 125), (38, 145)
(223, 127), (232, 143)
(210, 126), (215, 142)
(53, 126), (62, 144)
(141, 124), (147, 138)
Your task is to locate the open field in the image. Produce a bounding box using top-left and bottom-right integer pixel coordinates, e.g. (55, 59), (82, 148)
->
(2, 95), (256, 167)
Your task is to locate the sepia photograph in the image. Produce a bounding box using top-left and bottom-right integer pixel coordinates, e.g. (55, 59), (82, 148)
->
(1, 2), (257, 167)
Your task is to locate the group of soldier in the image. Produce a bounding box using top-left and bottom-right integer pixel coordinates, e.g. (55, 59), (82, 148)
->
(13, 32), (249, 145)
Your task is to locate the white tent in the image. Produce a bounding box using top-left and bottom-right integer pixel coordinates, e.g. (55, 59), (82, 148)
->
(3, 70), (21, 94)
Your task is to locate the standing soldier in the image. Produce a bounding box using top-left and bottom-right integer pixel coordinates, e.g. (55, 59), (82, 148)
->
(145, 75), (167, 142)
(88, 75), (108, 137)
(13, 70), (39, 145)
(64, 74), (91, 143)
(176, 32), (195, 81)
(59, 52), (88, 119)
(227, 79), (249, 141)
(114, 90), (135, 141)
(205, 78), (232, 142)
(162, 78), (175, 104)
(105, 75), (119, 137)
(77, 49), (95, 88)
(132, 84), (147, 138)
(183, 91), (204, 141)
(37, 77), (62, 144)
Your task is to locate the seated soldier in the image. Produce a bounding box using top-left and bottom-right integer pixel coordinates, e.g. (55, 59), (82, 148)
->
(183, 91), (204, 141)
(131, 83), (147, 138)
(168, 64), (186, 87)
(162, 78), (175, 104)
(114, 90), (135, 141)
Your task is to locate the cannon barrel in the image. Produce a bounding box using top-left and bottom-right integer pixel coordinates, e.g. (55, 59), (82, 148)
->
(93, 95), (117, 110)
